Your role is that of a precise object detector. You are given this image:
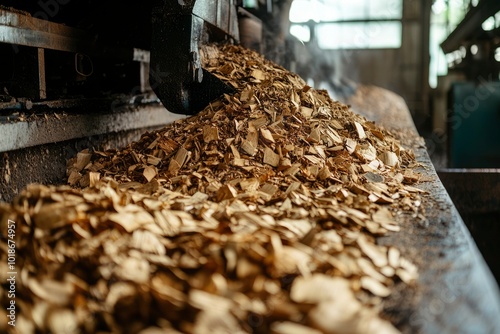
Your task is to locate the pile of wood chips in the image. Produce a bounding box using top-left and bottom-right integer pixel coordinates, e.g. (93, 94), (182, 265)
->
(0, 44), (425, 334)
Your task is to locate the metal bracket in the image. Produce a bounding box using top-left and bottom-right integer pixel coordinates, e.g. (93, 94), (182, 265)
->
(150, 0), (239, 115)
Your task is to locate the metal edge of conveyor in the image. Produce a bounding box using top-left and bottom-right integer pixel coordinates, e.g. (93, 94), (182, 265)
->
(0, 104), (185, 153)
(406, 145), (500, 333)
(0, 103), (185, 203)
(350, 92), (500, 333)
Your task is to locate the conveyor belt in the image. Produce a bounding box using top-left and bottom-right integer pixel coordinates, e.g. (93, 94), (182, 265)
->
(349, 86), (500, 333)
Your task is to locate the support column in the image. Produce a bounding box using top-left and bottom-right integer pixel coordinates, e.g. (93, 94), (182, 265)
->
(10, 45), (47, 100)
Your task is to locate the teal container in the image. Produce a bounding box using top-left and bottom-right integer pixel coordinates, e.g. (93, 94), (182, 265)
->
(448, 81), (500, 168)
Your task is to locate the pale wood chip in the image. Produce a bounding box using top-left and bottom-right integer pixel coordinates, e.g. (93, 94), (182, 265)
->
(354, 121), (367, 140)
(345, 138), (357, 154)
(263, 147), (280, 167)
(271, 322), (322, 334)
(75, 151), (92, 171)
(307, 128), (321, 143)
(147, 155), (162, 166)
(379, 151), (399, 167)
(143, 166), (157, 182)
(108, 211), (154, 232)
(241, 140), (257, 156)
(300, 106), (314, 119)
(240, 178), (260, 192)
(251, 69), (267, 81)
(357, 235), (388, 268)
(356, 143), (377, 162)
(260, 128), (275, 143)
(261, 183), (278, 196)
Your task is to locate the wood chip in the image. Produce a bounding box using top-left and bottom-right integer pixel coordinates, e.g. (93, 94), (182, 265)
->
(240, 178), (260, 192)
(75, 151), (92, 171)
(241, 140), (257, 156)
(263, 147), (280, 167)
(345, 138), (357, 154)
(216, 184), (238, 202)
(307, 128), (321, 143)
(143, 166), (157, 182)
(89, 172), (101, 187)
(260, 128), (275, 143)
(354, 121), (367, 140)
(271, 322), (322, 334)
(251, 69), (267, 81)
(203, 125), (219, 143)
(356, 143), (377, 162)
(379, 151), (399, 167)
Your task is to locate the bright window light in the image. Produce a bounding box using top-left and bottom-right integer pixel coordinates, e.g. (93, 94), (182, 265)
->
(317, 22), (402, 49)
(459, 46), (466, 57)
(289, 0), (315, 23)
(242, 0), (258, 8)
(368, 0), (402, 19)
(495, 48), (500, 62)
(482, 16), (495, 31)
(289, 0), (402, 23)
(432, 0), (447, 15)
(470, 44), (478, 55)
(289, 0), (403, 50)
(429, 23), (448, 88)
(290, 25), (311, 42)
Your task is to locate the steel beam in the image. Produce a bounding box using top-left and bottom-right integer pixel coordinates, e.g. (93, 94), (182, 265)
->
(0, 8), (149, 62)
(441, 0), (500, 53)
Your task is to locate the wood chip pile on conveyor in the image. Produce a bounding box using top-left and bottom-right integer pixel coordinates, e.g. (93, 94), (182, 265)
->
(0, 44), (426, 334)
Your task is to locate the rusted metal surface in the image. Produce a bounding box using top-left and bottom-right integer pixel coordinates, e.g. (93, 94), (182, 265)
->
(0, 8), (91, 52)
(350, 87), (500, 333)
(0, 102), (185, 202)
(0, 104), (184, 153)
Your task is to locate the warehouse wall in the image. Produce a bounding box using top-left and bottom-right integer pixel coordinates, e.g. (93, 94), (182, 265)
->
(316, 0), (432, 130)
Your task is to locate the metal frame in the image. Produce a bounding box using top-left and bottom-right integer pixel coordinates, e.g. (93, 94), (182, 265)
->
(441, 0), (500, 54)
(0, 8), (150, 102)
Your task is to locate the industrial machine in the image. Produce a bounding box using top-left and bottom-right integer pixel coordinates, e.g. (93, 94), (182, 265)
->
(435, 0), (500, 293)
(440, 0), (500, 168)
(0, 0), (291, 115)
(149, 0), (239, 114)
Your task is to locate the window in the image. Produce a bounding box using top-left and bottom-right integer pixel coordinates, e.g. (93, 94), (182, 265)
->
(290, 25), (311, 42)
(289, 0), (403, 49)
(428, 0), (474, 88)
(316, 22), (402, 49)
(481, 11), (500, 31)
